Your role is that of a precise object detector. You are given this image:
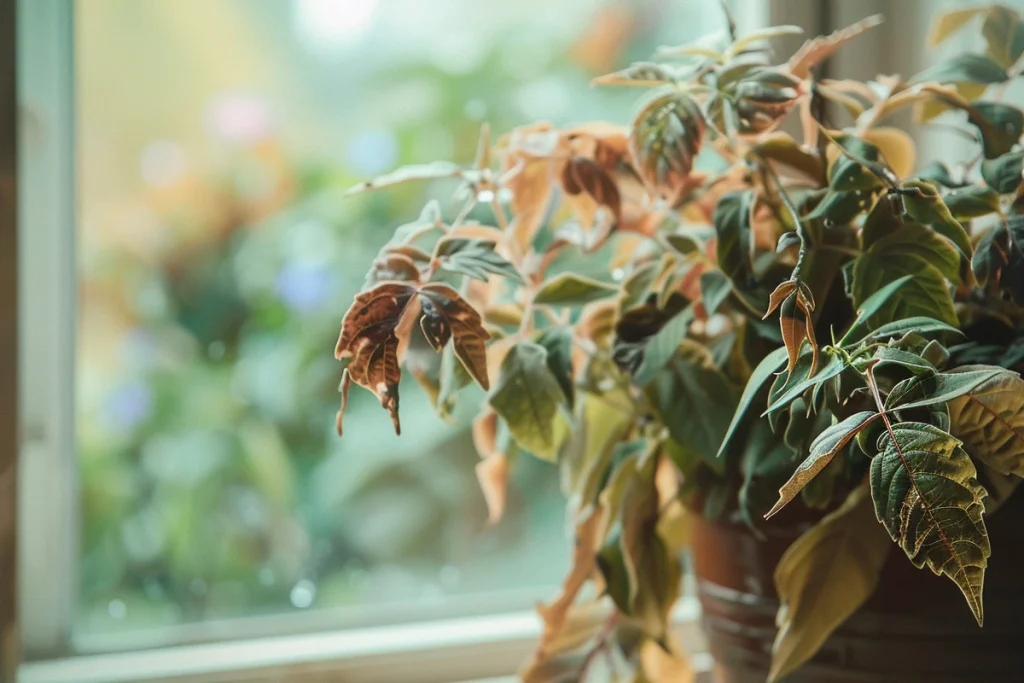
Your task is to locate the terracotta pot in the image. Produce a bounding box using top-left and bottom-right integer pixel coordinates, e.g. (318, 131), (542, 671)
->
(691, 491), (1024, 682)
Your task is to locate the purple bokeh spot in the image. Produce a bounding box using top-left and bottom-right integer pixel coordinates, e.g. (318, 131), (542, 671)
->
(275, 265), (333, 312)
(104, 381), (154, 432)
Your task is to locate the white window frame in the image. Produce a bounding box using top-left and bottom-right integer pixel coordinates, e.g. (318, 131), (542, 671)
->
(12, 0), (826, 680)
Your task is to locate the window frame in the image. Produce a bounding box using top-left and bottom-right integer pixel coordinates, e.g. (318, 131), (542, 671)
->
(11, 0), (827, 680)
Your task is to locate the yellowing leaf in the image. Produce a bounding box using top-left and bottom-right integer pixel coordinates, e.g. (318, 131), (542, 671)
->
(639, 638), (695, 683)
(489, 342), (570, 462)
(863, 126), (915, 179)
(770, 485), (891, 682)
(930, 7), (987, 46)
(870, 422), (990, 625)
(536, 505), (607, 655)
(947, 367), (1024, 477)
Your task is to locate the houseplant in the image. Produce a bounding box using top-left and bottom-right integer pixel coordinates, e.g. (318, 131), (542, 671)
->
(334, 4), (1024, 681)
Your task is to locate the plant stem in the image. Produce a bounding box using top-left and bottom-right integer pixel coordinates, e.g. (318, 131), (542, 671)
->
(759, 157), (810, 282)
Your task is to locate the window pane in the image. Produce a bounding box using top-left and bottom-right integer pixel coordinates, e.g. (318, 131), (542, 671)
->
(75, 0), (729, 645)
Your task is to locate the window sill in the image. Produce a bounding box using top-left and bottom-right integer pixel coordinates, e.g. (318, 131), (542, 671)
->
(18, 598), (708, 683)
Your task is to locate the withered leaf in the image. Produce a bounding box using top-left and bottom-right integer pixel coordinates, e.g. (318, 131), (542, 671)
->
(336, 281), (490, 434)
(421, 283), (491, 390)
(788, 15), (884, 79)
(561, 156), (622, 219)
(629, 89), (705, 202)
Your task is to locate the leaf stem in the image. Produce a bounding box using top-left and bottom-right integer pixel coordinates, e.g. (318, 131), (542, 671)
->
(758, 156), (810, 281)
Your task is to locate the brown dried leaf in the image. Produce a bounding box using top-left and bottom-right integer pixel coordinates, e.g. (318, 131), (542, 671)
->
(788, 15), (884, 79)
(561, 156), (622, 219)
(763, 280), (799, 319)
(778, 293), (807, 374)
(476, 452), (509, 525)
(421, 283), (491, 390)
(536, 504), (607, 655)
(472, 408), (499, 458)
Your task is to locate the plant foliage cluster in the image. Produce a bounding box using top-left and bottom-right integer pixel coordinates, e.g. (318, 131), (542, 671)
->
(337, 5), (1024, 680)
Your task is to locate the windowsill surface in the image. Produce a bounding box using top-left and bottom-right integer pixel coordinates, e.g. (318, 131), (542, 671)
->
(18, 598), (707, 683)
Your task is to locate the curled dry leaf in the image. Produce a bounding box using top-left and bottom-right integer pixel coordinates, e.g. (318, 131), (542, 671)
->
(476, 452), (509, 525)
(561, 156), (622, 220)
(629, 90), (706, 203)
(788, 15), (884, 79)
(536, 504), (607, 656)
(335, 282), (490, 435)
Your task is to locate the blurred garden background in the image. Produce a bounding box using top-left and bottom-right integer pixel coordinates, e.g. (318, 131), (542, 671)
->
(74, 0), (757, 643)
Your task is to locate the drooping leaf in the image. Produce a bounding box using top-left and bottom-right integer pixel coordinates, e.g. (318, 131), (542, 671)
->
(592, 62), (677, 87)
(849, 232), (958, 328)
(621, 262), (660, 310)
(629, 89), (705, 201)
(864, 316), (964, 343)
(769, 485), (891, 683)
(929, 7), (987, 46)
(763, 350), (846, 419)
(489, 342), (569, 462)
(969, 101), (1024, 159)
(699, 269), (732, 316)
(536, 327), (575, 408)
(766, 412), (880, 518)
(886, 366), (1005, 412)
(843, 274), (916, 342)
(899, 181), (973, 258)
(788, 14), (884, 79)
(343, 161), (465, 196)
(713, 190), (754, 285)
(942, 184), (1002, 220)
(869, 422), (990, 625)
(561, 156), (622, 219)
(647, 343), (738, 467)
(534, 273), (619, 306)
(534, 506), (607, 656)
(828, 135), (886, 192)
(436, 342), (471, 419)
(420, 283), (491, 389)
(335, 282), (420, 433)
(433, 237), (523, 283)
(912, 53), (1008, 86)
(981, 5), (1024, 68)
(718, 346), (789, 459)
(981, 150), (1024, 194)
(739, 420), (800, 530)
(946, 367), (1024, 477)
(617, 299), (694, 387)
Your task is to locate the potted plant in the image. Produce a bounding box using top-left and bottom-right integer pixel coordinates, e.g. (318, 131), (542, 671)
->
(334, 4), (1024, 681)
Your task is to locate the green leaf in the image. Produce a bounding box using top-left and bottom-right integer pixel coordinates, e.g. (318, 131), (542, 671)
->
(981, 151), (1024, 194)
(849, 243), (957, 328)
(631, 307), (694, 387)
(946, 366), (1024, 477)
(534, 273), (618, 306)
(805, 188), (879, 224)
(869, 422), (990, 625)
(717, 346), (789, 459)
(434, 238), (523, 283)
(828, 136), (885, 192)
(899, 181), (973, 258)
(739, 420), (798, 529)
(621, 262), (659, 310)
(912, 53), (1008, 85)
(917, 161), (964, 188)
(864, 316), (964, 343)
(981, 5), (1024, 68)
(843, 274), (915, 342)
(489, 342), (569, 462)
(536, 327), (575, 408)
(763, 351), (846, 418)
(562, 389), (636, 506)
(767, 412), (880, 518)
(969, 101), (1024, 159)
(700, 270), (733, 315)
(886, 366), (1005, 412)
(942, 184), (1002, 220)
(713, 191), (755, 285)
(647, 344), (738, 468)
(769, 486), (891, 683)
